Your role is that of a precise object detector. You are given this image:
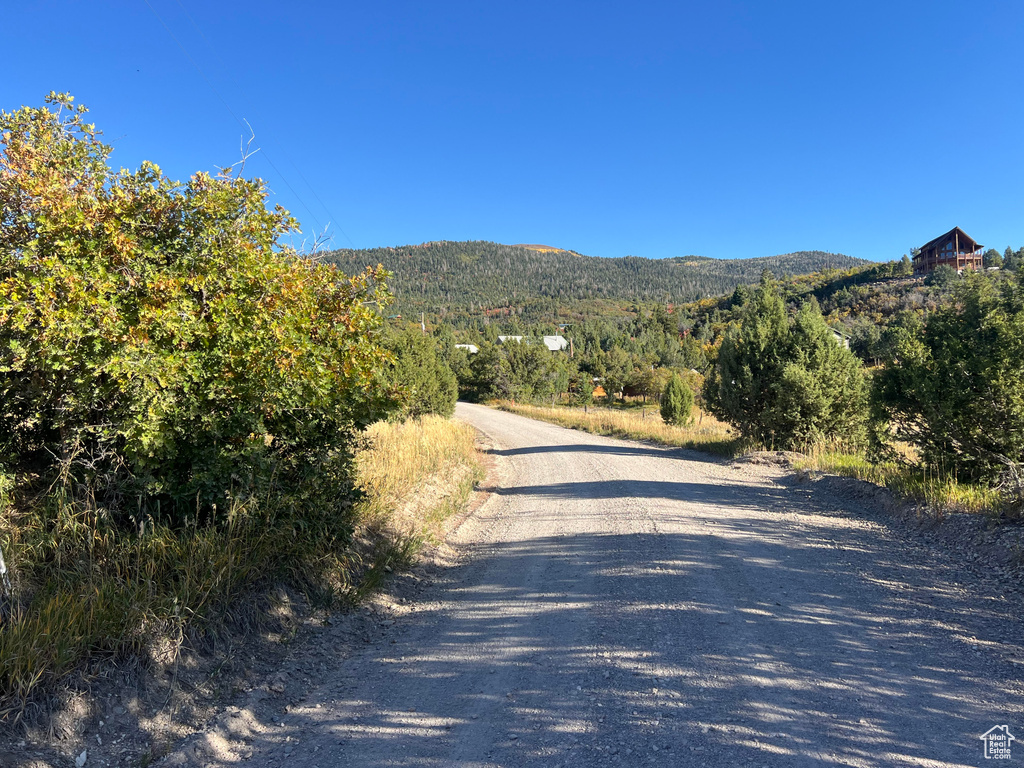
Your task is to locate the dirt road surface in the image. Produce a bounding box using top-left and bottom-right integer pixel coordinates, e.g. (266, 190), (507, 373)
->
(189, 403), (1024, 767)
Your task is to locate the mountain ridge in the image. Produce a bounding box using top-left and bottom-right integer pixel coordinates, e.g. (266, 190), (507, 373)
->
(321, 240), (870, 319)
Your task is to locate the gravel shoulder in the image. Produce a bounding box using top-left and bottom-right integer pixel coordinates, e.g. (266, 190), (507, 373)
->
(146, 402), (1024, 768)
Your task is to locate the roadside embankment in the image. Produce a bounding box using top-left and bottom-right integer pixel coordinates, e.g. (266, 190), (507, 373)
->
(0, 414), (481, 767)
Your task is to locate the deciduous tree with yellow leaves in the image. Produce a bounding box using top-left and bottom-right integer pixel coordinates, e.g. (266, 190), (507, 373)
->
(0, 93), (393, 528)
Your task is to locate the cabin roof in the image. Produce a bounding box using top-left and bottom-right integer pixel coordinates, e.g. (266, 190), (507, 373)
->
(918, 226), (982, 254)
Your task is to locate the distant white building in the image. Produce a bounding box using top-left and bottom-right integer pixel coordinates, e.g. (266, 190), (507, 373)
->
(542, 335), (569, 351)
(830, 328), (850, 350)
(454, 344), (479, 354)
(497, 335), (569, 352)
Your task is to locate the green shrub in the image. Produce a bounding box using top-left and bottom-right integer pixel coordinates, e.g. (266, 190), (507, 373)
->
(460, 340), (574, 404)
(461, 343), (513, 402)
(660, 373), (693, 426)
(873, 272), (1024, 483)
(924, 264), (959, 289)
(384, 328), (458, 418)
(703, 272), (868, 450)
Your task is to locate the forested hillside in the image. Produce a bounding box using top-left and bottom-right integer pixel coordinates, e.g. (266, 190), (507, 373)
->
(322, 241), (868, 319)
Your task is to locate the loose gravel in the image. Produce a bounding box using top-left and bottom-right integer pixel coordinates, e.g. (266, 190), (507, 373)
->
(160, 403), (1024, 768)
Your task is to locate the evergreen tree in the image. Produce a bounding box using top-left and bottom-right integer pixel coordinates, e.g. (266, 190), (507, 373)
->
(773, 300), (869, 446)
(462, 343), (512, 402)
(848, 319), (883, 364)
(925, 264), (958, 289)
(984, 248), (1003, 269)
(679, 334), (706, 371)
(567, 369), (594, 405)
(1006, 248), (1022, 272)
(660, 373), (694, 426)
(703, 273), (790, 445)
(703, 274), (868, 449)
(384, 329), (458, 418)
(504, 339), (571, 402)
(873, 273), (1024, 482)
(730, 284), (752, 308)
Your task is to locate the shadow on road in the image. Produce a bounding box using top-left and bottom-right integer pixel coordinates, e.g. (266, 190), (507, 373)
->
(486, 441), (725, 465)
(234, 493), (1024, 767)
(479, 479), (779, 508)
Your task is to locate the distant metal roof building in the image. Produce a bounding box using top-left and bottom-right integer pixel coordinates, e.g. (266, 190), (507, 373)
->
(542, 335), (569, 351)
(497, 335), (570, 352)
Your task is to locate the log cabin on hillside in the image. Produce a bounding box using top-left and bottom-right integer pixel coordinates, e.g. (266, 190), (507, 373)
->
(913, 227), (983, 275)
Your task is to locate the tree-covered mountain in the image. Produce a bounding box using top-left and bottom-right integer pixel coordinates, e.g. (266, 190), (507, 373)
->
(322, 241), (869, 318)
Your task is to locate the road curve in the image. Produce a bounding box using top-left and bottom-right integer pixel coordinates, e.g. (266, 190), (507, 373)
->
(240, 403), (1024, 767)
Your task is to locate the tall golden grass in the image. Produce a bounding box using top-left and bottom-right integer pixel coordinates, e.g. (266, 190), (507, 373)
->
(499, 402), (740, 456)
(794, 450), (1004, 516)
(0, 415), (480, 719)
(357, 415), (480, 518)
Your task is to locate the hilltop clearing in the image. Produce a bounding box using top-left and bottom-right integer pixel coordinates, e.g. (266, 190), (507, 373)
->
(512, 243), (576, 253)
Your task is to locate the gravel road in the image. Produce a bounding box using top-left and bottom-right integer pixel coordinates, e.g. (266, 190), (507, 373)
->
(205, 403), (1024, 767)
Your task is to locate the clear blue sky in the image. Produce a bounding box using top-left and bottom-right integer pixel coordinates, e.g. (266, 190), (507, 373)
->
(4, 1), (1023, 261)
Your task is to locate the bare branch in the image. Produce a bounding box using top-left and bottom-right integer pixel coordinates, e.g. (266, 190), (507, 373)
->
(215, 120), (261, 178)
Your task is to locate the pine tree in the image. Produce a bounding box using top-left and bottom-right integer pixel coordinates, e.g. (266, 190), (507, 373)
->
(984, 248), (1003, 269)
(873, 272), (1024, 483)
(660, 373), (694, 426)
(703, 272), (790, 445)
(385, 329), (458, 418)
(772, 300), (869, 446)
(703, 273), (868, 449)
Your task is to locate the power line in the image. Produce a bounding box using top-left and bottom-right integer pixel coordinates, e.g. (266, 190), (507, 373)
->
(143, 0), (356, 249)
(170, 0), (354, 248)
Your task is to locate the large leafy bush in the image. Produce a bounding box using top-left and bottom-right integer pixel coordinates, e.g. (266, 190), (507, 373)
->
(0, 93), (392, 526)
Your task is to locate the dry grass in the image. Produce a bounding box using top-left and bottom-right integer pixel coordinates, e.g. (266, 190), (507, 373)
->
(357, 415), (481, 520)
(0, 415), (481, 720)
(499, 402), (741, 456)
(795, 450), (1004, 516)
(350, 416), (483, 598)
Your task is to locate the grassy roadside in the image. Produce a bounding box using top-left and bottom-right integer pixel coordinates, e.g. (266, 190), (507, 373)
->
(497, 401), (741, 457)
(0, 415), (481, 720)
(498, 402), (1008, 518)
(793, 451), (1004, 516)
(350, 415), (484, 597)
